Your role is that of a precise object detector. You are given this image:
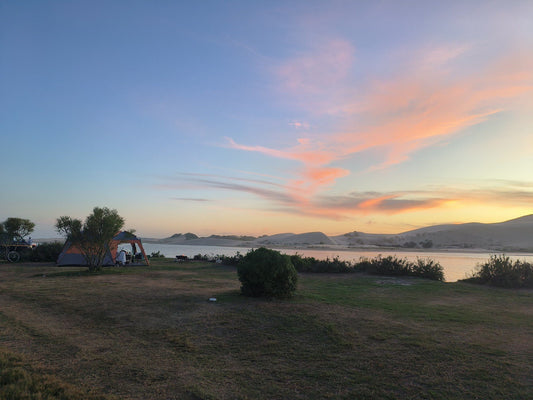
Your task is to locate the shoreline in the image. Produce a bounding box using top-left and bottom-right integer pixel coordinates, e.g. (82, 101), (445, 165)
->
(142, 239), (533, 256)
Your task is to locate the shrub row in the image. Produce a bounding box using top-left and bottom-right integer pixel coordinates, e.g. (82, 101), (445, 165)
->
(290, 254), (354, 273)
(198, 250), (445, 282)
(289, 253), (445, 281)
(464, 255), (533, 288)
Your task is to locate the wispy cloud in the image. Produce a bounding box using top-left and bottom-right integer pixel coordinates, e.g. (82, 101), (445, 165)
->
(162, 173), (299, 205)
(225, 42), (533, 203)
(161, 173), (533, 220)
(275, 39), (355, 96)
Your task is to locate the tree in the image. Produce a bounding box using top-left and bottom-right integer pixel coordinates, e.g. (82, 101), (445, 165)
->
(1, 217), (35, 242)
(237, 247), (298, 299)
(56, 207), (125, 272)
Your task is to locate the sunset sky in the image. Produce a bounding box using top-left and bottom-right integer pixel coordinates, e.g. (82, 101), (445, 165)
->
(1, 1), (532, 238)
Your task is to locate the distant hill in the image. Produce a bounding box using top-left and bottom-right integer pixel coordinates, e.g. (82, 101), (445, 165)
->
(333, 214), (533, 251)
(255, 232), (335, 246)
(142, 214), (533, 252)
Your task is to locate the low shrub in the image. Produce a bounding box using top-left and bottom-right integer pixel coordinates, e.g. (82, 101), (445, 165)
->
(366, 255), (411, 276)
(149, 251), (165, 258)
(362, 255), (444, 281)
(290, 254), (317, 272)
(237, 248), (297, 299)
(412, 258), (445, 281)
(465, 255), (533, 288)
(290, 254), (354, 273)
(17, 242), (63, 262)
(289, 253), (444, 281)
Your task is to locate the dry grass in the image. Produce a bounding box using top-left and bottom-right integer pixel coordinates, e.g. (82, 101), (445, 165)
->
(1, 260), (532, 399)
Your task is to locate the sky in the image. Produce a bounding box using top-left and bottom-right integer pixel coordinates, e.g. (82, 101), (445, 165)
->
(1, 0), (532, 238)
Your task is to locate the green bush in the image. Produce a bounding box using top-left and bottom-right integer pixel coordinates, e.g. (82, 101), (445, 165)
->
(411, 258), (445, 281)
(290, 254), (354, 273)
(31, 242), (63, 262)
(466, 255), (533, 288)
(237, 248), (298, 299)
(367, 255), (411, 276)
(13, 242), (63, 262)
(290, 254), (316, 272)
(357, 255), (444, 281)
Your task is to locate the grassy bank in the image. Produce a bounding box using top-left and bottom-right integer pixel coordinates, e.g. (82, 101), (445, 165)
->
(0, 260), (532, 399)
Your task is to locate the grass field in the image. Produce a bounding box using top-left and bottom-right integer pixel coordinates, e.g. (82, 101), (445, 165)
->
(1, 260), (532, 399)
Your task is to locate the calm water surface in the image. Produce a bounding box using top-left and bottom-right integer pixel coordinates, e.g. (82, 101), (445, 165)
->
(139, 243), (533, 282)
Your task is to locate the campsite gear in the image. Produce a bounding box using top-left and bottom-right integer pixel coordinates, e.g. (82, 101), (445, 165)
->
(0, 234), (33, 262)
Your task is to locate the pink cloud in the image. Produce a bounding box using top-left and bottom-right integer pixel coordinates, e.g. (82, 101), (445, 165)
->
(223, 44), (532, 217)
(275, 39), (355, 95)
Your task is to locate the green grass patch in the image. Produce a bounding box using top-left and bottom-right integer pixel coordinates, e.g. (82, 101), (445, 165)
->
(0, 348), (115, 400)
(0, 262), (531, 399)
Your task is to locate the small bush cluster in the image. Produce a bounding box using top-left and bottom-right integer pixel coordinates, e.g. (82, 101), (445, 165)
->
(362, 256), (445, 281)
(465, 255), (533, 288)
(290, 254), (354, 273)
(365, 255), (412, 276)
(15, 242), (64, 262)
(32, 242), (64, 262)
(237, 248), (297, 299)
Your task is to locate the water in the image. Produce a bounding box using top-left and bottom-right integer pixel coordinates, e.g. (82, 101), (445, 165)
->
(138, 243), (533, 282)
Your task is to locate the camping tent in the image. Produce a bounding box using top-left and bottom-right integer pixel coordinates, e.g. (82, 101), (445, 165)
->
(57, 231), (150, 266)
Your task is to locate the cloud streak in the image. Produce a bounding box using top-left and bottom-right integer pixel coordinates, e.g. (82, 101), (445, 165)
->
(162, 173), (533, 220)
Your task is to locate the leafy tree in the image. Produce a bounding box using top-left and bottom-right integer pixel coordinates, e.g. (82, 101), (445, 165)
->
(0, 218), (35, 242)
(56, 207), (125, 272)
(237, 247), (298, 299)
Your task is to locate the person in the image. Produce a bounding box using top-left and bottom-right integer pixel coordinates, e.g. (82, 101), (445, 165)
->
(116, 249), (127, 266)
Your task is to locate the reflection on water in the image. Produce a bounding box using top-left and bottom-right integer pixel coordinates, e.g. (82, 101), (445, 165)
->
(140, 243), (533, 282)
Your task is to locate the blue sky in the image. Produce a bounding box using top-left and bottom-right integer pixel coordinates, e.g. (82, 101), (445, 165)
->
(1, 1), (532, 238)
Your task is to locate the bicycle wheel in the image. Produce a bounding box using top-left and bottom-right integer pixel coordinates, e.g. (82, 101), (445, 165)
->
(7, 251), (20, 263)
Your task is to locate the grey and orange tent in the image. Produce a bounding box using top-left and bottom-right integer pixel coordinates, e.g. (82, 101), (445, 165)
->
(57, 231), (149, 266)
